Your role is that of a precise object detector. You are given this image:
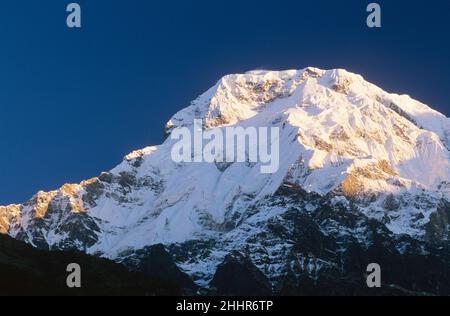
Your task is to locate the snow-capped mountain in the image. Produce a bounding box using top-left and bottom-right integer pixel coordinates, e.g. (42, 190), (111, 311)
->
(1, 67), (449, 294)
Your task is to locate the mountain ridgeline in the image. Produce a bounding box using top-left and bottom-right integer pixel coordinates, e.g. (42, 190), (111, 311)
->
(1, 68), (449, 295)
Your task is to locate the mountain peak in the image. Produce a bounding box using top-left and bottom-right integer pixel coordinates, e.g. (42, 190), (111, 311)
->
(0, 68), (449, 290)
(166, 68), (448, 145)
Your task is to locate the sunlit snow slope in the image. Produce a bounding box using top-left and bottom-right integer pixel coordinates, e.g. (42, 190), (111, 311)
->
(1, 68), (449, 283)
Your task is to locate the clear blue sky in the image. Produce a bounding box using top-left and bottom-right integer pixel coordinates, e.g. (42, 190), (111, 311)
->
(0, 0), (449, 204)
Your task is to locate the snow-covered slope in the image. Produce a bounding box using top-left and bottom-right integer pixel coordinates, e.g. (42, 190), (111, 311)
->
(1, 67), (449, 290)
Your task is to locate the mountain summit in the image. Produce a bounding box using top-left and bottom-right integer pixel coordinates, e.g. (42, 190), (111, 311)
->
(1, 68), (449, 294)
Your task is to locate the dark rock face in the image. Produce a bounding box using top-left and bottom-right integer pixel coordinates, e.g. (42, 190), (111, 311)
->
(0, 235), (181, 296)
(157, 184), (450, 296)
(2, 172), (449, 296)
(278, 241), (450, 296)
(272, 191), (450, 296)
(426, 200), (450, 245)
(210, 251), (272, 296)
(121, 244), (198, 294)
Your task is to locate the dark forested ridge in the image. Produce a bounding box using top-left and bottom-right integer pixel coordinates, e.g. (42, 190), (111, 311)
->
(0, 234), (181, 296)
